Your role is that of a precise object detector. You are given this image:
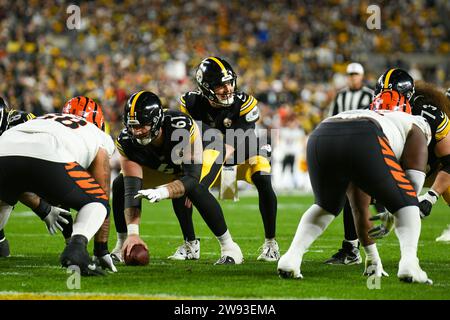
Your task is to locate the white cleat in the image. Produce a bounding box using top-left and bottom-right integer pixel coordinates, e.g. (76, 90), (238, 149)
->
(436, 225), (450, 242)
(277, 253), (303, 279)
(110, 240), (124, 263)
(257, 240), (280, 262)
(168, 239), (200, 260)
(215, 242), (243, 265)
(398, 257), (433, 285)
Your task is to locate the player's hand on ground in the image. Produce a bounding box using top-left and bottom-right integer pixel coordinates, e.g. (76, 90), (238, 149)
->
(44, 207), (71, 235)
(418, 189), (439, 219)
(368, 211), (395, 239)
(122, 234), (148, 258)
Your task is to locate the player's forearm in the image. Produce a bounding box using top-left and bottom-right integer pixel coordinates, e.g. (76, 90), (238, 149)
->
(430, 170), (450, 196)
(89, 150), (111, 197)
(18, 192), (41, 210)
(125, 207), (141, 226)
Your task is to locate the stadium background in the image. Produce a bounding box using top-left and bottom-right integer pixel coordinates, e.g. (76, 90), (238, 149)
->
(1, 0), (449, 192)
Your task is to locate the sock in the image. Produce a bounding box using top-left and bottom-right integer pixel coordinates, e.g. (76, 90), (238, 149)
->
(72, 203), (107, 241)
(94, 241), (108, 257)
(217, 230), (234, 249)
(343, 199), (358, 241)
(394, 206), (421, 261)
(345, 239), (359, 248)
(286, 204), (335, 265)
(252, 172), (277, 239)
(0, 229), (5, 242)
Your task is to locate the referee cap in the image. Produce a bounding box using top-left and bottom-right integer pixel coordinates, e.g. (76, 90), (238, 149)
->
(346, 63), (364, 75)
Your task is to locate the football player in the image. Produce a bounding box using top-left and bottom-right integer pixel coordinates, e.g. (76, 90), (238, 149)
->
(114, 91), (243, 265)
(329, 69), (450, 253)
(277, 89), (433, 284)
(178, 57), (279, 262)
(0, 97), (73, 258)
(62, 97), (117, 272)
(0, 97), (114, 276)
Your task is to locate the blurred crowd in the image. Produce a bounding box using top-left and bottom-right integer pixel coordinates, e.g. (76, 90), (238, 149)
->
(0, 0), (449, 143)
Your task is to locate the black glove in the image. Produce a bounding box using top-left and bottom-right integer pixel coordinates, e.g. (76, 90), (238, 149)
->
(418, 189), (439, 219)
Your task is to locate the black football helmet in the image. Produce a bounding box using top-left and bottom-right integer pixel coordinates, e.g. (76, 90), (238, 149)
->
(374, 68), (415, 101)
(195, 56), (237, 107)
(446, 88), (450, 101)
(0, 99), (35, 136)
(123, 91), (164, 145)
(0, 97), (9, 135)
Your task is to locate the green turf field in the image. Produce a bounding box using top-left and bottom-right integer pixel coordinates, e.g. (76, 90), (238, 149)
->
(0, 195), (449, 300)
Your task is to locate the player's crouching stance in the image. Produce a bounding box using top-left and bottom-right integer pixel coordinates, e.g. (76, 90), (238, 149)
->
(278, 101), (433, 284)
(0, 97), (115, 276)
(118, 91), (243, 265)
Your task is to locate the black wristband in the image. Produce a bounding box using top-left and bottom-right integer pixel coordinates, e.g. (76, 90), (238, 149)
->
(124, 176), (143, 210)
(94, 241), (109, 257)
(32, 199), (51, 220)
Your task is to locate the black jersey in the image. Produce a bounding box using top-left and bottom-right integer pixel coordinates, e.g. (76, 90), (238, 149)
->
(116, 110), (199, 175)
(412, 100), (450, 172)
(180, 91), (259, 134)
(0, 110), (35, 136)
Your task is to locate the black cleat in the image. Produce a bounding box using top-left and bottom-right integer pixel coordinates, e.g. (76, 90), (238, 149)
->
(324, 241), (362, 265)
(0, 239), (10, 258)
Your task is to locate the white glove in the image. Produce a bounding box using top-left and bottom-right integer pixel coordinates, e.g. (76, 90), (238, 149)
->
(93, 254), (118, 273)
(368, 211), (395, 239)
(43, 207), (70, 235)
(363, 257), (389, 277)
(418, 189), (439, 219)
(134, 187), (169, 203)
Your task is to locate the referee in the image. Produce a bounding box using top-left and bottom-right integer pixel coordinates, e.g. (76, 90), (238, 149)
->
(325, 62), (374, 265)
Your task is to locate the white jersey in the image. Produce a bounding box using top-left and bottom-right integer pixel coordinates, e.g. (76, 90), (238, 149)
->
(0, 113), (115, 169)
(332, 109), (431, 159)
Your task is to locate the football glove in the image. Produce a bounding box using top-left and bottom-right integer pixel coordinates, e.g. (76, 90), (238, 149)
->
(134, 188), (168, 203)
(93, 254), (118, 273)
(418, 189), (439, 219)
(43, 207), (71, 235)
(368, 211), (395, 239)
(363, 257), (389, 277)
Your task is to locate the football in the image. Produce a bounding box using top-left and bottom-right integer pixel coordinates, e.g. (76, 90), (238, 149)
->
(124, 244), (150, 266)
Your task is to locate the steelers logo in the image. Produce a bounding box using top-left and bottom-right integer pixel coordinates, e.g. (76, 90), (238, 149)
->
(196, 69), (203, 84)
(223, 118), (232, 128)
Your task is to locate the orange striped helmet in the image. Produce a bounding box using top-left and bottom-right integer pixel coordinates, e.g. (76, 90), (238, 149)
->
(63, 96), (105, 131)
(370, 90), (412, 114)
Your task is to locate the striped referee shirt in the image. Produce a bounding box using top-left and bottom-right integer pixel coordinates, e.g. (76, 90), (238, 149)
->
(328, 86), (374, 117)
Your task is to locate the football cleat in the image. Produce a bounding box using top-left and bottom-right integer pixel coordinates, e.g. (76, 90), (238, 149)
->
(93, 254), (118, 272)
(111, 240), (125, 263)
(215, 242), (243, 265)
(277, 252), (303, 279)
(60, 235), (105, 276)
(0, 238), (10, 258)
(324, 240), (362, 265)
(168, 239), (200, 260)
(436, 225), (450, 242)
(257, 240), (280, 262)
(398, 257), (432, 284)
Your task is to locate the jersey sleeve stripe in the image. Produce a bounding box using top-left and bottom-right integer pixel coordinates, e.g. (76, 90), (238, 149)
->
(240, 96), (254, 110)
(115, 139), (125, 156)
(240, 98), (258, 116)
(436, 116), (450, 141)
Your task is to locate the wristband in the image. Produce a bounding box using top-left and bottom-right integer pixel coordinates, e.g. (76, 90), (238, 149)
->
(33, 199), (51, 220)
(157, 186), (170, 200)
(127, 223), (139, 236)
